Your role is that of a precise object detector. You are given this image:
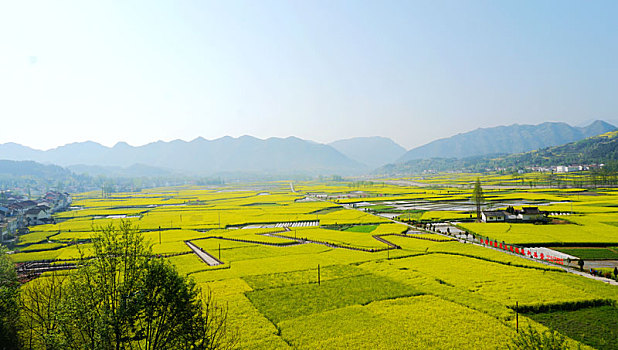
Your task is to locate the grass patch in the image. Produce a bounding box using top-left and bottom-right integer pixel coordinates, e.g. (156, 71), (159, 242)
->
(18, 242), (65, 252)
(243, 265), (366, 290)
(343, 225), (378, 233)
(528, 305), (618, 350)
(245, 271), (420, 324)
(551, 247), (618, 260)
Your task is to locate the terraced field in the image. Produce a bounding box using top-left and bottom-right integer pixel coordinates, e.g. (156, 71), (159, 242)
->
(12, 180), (618, 349)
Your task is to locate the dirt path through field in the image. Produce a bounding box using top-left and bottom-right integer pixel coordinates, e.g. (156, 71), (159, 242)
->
(185, 241), (222, 266)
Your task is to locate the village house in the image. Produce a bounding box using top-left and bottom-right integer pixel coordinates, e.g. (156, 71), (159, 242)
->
(0, 217), (19, 242)
(24, 205), (52, 225)
(41, 191), (72, 212)
(0, 191), (71, 233)
(480, 210), (507, 222)
(517, 207), (545, 221)
(481, 206), (547, 223)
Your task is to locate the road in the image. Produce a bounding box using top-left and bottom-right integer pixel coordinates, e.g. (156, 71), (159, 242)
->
(185, 241), (222, 266)
(369, 208), (618, 286)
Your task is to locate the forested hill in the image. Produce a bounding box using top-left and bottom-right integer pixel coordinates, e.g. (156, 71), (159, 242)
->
(379, 130), (618, 174)
(497, 130), (618, 167)
(0, 160), (71, 179)
(398, 120), (616, 162)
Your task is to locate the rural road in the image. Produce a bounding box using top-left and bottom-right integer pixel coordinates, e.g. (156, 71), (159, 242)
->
(185, 241), (222, 266)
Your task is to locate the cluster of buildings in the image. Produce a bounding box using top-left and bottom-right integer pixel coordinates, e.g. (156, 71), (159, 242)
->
(525, 164), (603, 173)
(481, 206), (547, 223)
(0, 191), (72, 242)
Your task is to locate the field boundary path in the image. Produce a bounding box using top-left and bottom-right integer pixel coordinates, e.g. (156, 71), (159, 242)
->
(185, 241), (223, 266)
(268, 227), (400, 252)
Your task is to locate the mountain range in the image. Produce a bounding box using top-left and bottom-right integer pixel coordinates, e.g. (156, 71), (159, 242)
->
(0, 136), (373, 176)
(397, 120), (616, 162)
(329, 137), (407, 168)
(380, 129), (618, 174)
(1, 120), (616, 177)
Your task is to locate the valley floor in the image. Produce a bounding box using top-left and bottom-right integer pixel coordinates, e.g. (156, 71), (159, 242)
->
(11, 180), (618, 349)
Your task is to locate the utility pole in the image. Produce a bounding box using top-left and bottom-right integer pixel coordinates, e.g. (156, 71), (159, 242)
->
(318, 264), (321, 285)
(218, 243), (221, 260)
(158, 226), (161, 245)
(515, 301), (519, 333)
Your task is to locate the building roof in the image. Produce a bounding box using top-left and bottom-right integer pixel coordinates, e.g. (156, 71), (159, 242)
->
(521, 207), (541, 214)
(25, 207), (45, 215)
(482, 210), (508, 217)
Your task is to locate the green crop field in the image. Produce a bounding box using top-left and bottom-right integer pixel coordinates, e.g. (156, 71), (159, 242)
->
(551, 247), (618, 260)
(528, 306), (618, 350)
(10, 180), (618, 349)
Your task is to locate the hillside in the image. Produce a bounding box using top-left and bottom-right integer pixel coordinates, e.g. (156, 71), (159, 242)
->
(329, 137), (407, 168)
(497, 130), (618, 167)
(380, 130), (618, 174)
(0, 136), (366, 176)
(398, 121), (616, 162)
(0, 160), (71, 179)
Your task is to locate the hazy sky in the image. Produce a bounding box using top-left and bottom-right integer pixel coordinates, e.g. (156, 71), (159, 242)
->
(1, 1), (616, 150)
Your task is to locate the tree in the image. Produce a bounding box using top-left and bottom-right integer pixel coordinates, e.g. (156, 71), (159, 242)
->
(471, 178), (484, 222)
(19, 221), (236, 349)
(0, 246), (20, 349)
(137, 259), (236, 350)
(18, 273), (68, 350)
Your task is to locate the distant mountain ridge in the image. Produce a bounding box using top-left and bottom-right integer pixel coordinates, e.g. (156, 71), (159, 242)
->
(0, 136), (366, 176)
(379, 129), (618, 174)
(398, 120), (616, 162)
(329, 137), (407, 168)
(497, 130), (618, 167)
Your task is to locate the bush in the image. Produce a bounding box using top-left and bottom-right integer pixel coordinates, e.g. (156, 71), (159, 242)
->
(507, 325), (570, 350)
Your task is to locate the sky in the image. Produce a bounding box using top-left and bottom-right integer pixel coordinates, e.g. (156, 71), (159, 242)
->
(0, 1), (617, 151)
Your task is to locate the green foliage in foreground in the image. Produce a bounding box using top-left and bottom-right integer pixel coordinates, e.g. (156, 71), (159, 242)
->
(18, 221), (236, 350)
(528, 306), (618, 350)
(507, 325), (570, 350)
(0, 246), (19, 349)
(245, 271), (419, 324)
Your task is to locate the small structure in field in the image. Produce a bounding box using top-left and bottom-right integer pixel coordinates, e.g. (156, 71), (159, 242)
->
(481, 206), (547, 223)
(517, 207), (545, 222)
